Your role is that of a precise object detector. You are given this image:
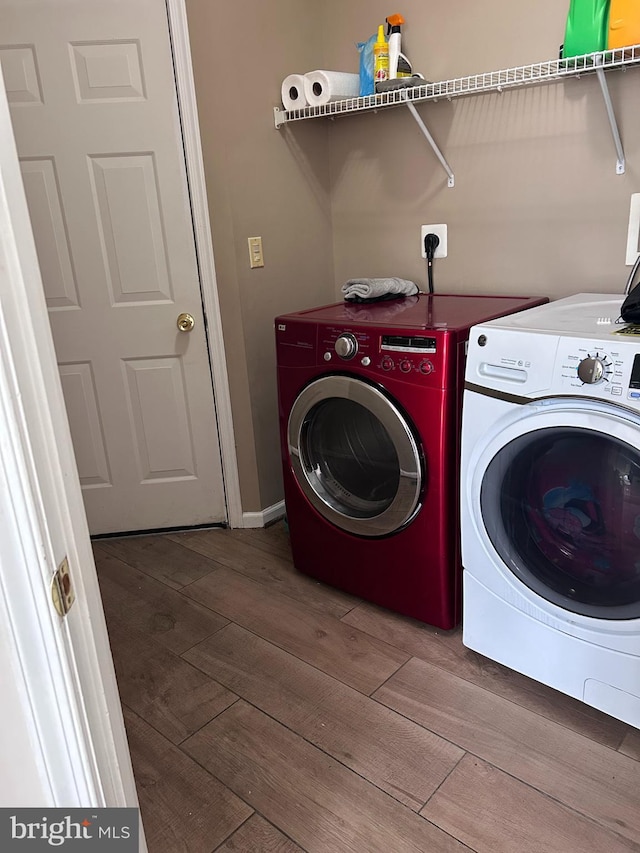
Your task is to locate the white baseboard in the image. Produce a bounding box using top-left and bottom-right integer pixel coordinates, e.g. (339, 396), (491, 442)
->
(241, 500), (286, 529)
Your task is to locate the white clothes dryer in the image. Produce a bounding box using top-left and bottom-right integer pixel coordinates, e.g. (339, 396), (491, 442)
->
(461, 292), (640, 728)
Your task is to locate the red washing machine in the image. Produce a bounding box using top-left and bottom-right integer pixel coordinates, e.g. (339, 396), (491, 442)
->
(275, 293), (546, 629)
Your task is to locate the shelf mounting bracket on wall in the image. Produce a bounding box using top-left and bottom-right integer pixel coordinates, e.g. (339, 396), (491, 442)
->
(403, 97), (455, 187)
(593, 55), (625, 174)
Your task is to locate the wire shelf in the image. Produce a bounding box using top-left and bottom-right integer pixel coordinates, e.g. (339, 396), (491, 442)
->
(274, 44), (640, 127)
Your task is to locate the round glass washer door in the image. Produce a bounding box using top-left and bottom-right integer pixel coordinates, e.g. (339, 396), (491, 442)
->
(287, 375), (424, 537)
(480, 413), (640, 620)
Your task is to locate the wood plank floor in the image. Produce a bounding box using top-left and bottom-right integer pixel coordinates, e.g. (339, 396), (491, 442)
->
(93, 523), (640, 853)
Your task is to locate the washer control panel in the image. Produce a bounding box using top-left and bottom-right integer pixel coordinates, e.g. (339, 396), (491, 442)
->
(318, 326), (442, 383)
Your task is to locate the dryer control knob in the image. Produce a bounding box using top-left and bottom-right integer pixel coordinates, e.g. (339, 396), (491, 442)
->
(419, 360), (434, 375)
(335, 334), (358, 359)
(381, 356), (394, 371)
(577, 356), (605, 384)
(399, 359), (412, 373)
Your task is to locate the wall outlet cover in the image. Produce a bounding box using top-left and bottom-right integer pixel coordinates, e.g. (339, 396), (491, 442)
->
(421, 224), (447, 259)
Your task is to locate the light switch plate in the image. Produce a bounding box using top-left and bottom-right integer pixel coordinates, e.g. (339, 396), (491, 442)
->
(248, 236), (264, 268)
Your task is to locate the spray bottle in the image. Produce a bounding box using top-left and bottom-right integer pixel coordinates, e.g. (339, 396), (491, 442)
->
(386, 13), (412, 79)
(373, 24), (389, 83)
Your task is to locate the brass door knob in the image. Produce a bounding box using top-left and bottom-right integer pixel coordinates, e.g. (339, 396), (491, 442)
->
(177, 312), (195, 332)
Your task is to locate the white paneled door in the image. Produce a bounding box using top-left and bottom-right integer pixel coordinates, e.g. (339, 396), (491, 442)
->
(0, 0), (227, 534)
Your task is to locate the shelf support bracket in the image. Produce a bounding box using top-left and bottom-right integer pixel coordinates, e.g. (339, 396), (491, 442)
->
(594, 56), (625, 174)
(404, 99), (455, 187)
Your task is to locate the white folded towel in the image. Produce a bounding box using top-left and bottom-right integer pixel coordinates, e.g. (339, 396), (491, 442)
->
(341, 277), (419, 301)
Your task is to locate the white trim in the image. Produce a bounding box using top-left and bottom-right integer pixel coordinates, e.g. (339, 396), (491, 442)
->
(166, 0), (243, 528)
(242, 500), (286, 529)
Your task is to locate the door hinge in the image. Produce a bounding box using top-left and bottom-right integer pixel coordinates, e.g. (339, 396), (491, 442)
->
(51, 556), (75, 617)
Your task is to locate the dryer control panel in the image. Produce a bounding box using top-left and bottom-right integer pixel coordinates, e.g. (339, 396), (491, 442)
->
(558, 341), (625, 398)
(545, 336), (640, 407)
(467, 326), (640, 410)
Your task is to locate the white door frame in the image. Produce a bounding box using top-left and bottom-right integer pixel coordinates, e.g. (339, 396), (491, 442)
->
(166, 0), (242, 528)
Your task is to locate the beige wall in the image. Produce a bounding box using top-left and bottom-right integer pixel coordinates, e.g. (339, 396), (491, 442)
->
(187, 0), (640, 513)
(324, 0), (640, 296)
(185, 0), (334, 512)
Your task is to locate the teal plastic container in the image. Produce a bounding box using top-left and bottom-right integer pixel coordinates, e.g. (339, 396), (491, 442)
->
(562, 0), (610, 58)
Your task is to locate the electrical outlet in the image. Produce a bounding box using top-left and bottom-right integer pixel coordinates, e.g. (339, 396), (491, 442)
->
(248, 236), (264, 268)
(421, 224), (447, 259)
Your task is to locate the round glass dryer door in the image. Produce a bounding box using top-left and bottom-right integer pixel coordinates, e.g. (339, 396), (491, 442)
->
(287, 375), (423, 537)
(481, 425), (640, 619)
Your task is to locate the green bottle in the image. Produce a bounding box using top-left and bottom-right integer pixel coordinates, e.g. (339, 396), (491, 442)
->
(562, 0), (611, 59)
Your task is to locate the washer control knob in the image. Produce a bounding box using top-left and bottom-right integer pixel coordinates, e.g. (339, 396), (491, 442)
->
(577, 356), (605, 384)
(381, 356), (394, 371)
(335, 334), (358, 359)
(323, 351), (332, 361)
(361, 356), (371, 366)
(399, 359), (412, 373)
(419, 360), (434, 375)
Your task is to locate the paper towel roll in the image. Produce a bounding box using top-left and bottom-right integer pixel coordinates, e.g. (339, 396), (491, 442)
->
(281, 74), (308, 110)
(303, 70), (360, 107)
